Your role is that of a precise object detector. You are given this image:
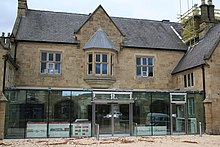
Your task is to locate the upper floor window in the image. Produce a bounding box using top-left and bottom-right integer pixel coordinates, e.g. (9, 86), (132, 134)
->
(136, 56), (154, 77)
(184, 73), (194, 87)
(87, 52), (114, 76)
(41, 52), (61, 74)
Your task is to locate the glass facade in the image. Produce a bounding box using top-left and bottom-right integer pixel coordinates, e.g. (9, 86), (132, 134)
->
(4, 89), (204, 138)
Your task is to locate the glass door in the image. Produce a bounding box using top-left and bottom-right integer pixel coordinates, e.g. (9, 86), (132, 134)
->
(95, 103), (130, 136)
(95, 104), (112, 135)
(113, 104), (130, 136)
(171, 103), (186, 134)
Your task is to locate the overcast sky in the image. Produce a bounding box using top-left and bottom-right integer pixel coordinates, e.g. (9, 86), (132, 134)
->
(1, 0), (220, 34)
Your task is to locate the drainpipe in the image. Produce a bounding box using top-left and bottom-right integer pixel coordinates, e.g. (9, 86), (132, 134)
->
(14, 42), (17, 63)
(202, 65), (206, 100)
(2, 55), (8, 94)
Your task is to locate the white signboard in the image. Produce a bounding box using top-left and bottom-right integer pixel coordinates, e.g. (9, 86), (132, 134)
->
(135, 126), (167, 136)
(49, 122), (70, 137)
(72, 122), (91, 137)
(26, 122), (47, 138)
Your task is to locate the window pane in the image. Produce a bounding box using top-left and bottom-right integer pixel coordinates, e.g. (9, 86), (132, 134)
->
(88, 54), (92, 62)
(136, 58), (141, 65)
(41, 52), (47, 61)
(191, 73), (194, 86)
(49, 53), (54, 61)
(142, 67), (147, 76)
(55, 63), (61, 74)
(55, 53), (61, 61)
(96, 63), (100, 74)
(148, 67), (154, 77)
(142, 58), (147, 65)
(137, 67), (141, 76)
(148, 58), (153, 65)
(88, 64), (92, 74)
(102, 54), (108, 62)
(184, 75), (187, 87)
(41, 63), (46, 73)
(48, 63), (54, 74)
(102, 64), (107, 74)
(96, 54), (100, 62)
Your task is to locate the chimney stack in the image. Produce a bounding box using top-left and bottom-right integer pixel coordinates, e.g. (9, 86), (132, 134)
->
(18, 0), (28, 16)
(199, 0), (216, 39)
(208, 0), (215, 22)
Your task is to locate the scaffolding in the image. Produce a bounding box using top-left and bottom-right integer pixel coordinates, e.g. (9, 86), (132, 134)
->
(179, 2), (220, 47)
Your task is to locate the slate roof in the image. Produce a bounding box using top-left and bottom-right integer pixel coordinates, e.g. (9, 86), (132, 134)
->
(172, 23), (220, 74)
(83, 28), (118, 51)
(15, 9), (187, 51)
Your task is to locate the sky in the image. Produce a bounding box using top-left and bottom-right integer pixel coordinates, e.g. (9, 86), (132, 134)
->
(0, 0), (220, 34)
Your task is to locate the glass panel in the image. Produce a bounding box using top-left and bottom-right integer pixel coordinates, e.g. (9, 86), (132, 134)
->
(55, 63), (61, 74)
(94, 94), (111, 100)
(187, 93), (204, 134)
(88, 64), (92, 74)
(142, 58), (147, 65)
(148, 67), (154, 77)
(48, 63), (54, 74)
(102, 64), (107, 74)
(71, 91), (92, 137)
(102, 54), (107, 62)
(142, 67), (147, 76)
(133, 92), (152, 136)
(148, 58), (153, 65)
(171, 95), (186, 102)
(136, 67), (141, 76)
(115, 94), (130, 100)
(184, 75), (187, 87)
(191, 73), (194, 86)
(41, 52), (47, 61)
(55, 53), (61, 62)
(151, 93), (170, 135)
(96, 63), (100, 74)
(49, 53), (54, 61)
(96, 54), (100, 62)
(88, 54), (92, 62)
(41, 63), (46, 73)
(49, 91), (70, 137)
(26, 90), (48, 138)
(4, 90), (27, 138)
(136, 57), (141, 65)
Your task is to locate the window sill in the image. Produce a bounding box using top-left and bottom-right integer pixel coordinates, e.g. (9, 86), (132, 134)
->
(40, 73), (61, 77)
(136, 76), (154, 80)
(84, 75), (116, 88)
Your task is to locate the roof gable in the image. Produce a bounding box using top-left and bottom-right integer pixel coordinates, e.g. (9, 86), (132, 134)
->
(75, 5), (124, 37)
(172, 24), (220, 74)
(83, 28), (118, 51)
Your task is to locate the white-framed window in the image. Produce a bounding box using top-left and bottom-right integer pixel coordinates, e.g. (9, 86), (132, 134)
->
(184, 73), (194, 87)
(136, 56), (154, 77)
(87, 52), (114, 76)
(41, 52), (61, 74)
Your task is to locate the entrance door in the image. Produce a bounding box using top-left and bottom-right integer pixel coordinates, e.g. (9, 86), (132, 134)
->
(171, 103), (186, 134)
(170, 93), (187, 134)
(95, 103), (130, 136)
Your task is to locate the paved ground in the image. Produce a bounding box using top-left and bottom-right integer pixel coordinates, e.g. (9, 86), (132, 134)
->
(1, 135), (220, 147)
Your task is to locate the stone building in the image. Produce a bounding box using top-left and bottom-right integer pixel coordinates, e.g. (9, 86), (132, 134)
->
(0, 0), (219, 138)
